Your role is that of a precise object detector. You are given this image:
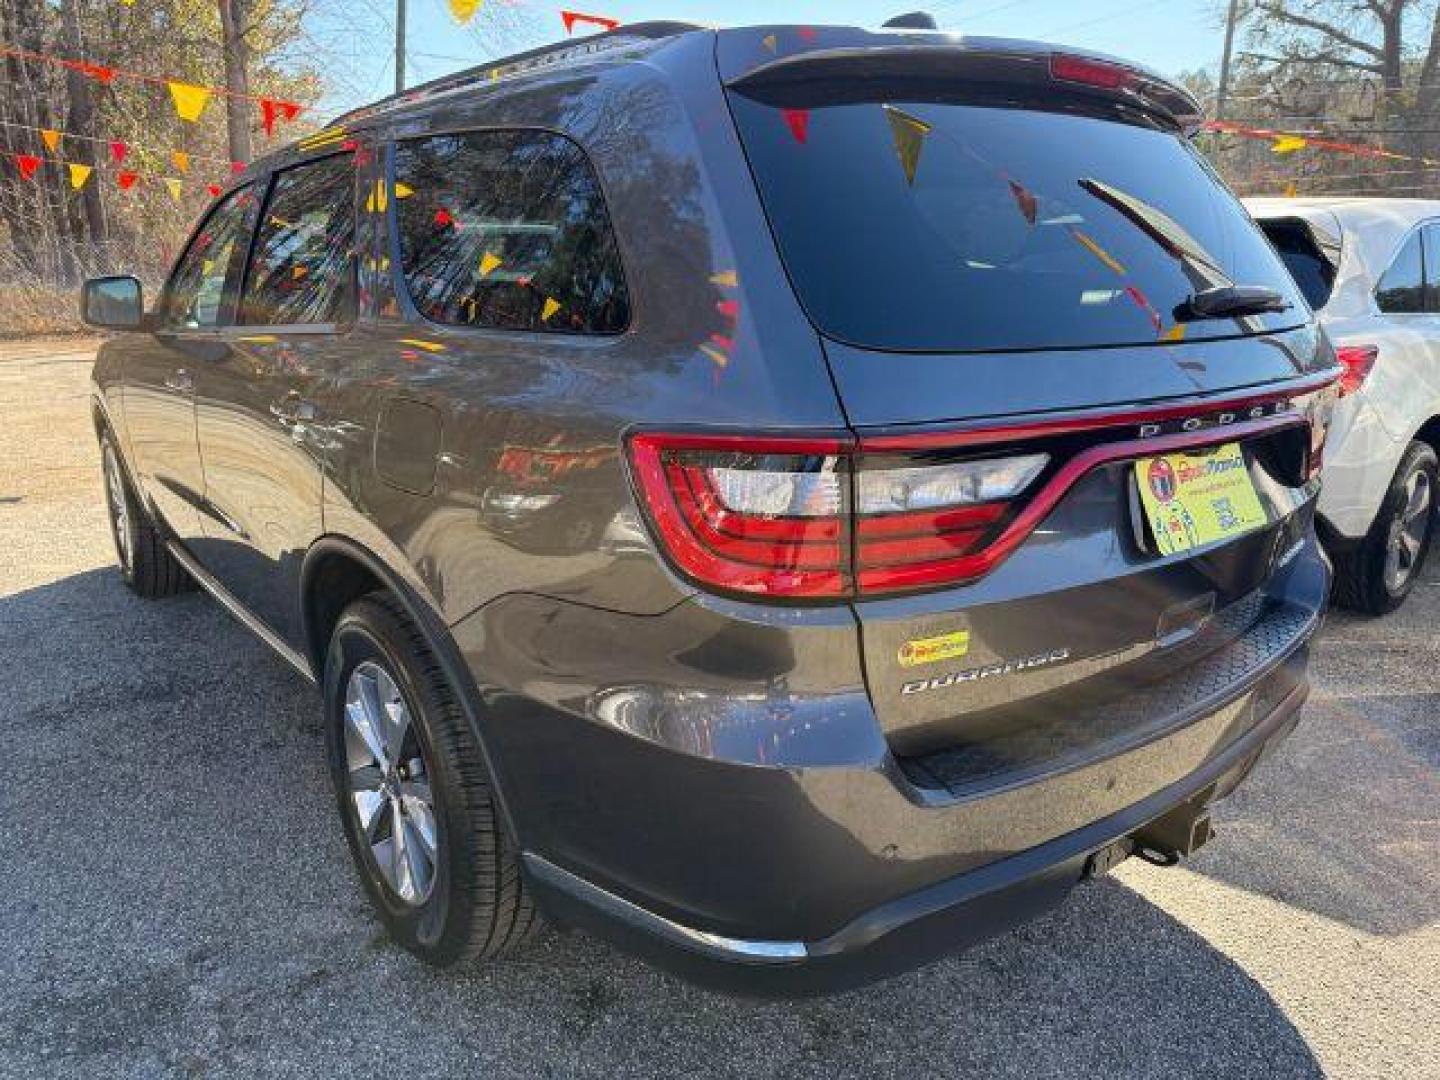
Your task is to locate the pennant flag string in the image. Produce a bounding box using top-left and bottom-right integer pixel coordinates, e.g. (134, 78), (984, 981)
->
(0, 42), (302, 128)
(2, 147), (226, 201)
(1204, 119), (1440, 166)
(0, 119), (240, 174)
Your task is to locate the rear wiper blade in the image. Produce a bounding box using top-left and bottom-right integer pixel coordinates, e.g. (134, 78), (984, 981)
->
(1178, 285), (1291, 322)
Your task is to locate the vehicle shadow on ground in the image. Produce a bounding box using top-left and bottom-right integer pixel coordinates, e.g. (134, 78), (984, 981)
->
(3, 569), (1324, 1079)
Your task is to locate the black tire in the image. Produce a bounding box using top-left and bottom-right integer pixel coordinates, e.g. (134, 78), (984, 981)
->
(323, 592), (539, 965)
(1332, 440), (1437, 615)
(100, 432), (192, 599)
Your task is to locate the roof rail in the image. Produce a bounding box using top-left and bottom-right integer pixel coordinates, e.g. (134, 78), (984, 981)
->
(330, 21), (704, 128)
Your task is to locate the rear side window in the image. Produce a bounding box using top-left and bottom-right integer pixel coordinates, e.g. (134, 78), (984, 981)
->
(241, 155), (356, 326)
(1376, 231), (1424, 314)
(391, 130), (629, 334)
(165, 186), (259, 328)
(1257, 218), (1336, 311)
(727, 94), (1307, 352)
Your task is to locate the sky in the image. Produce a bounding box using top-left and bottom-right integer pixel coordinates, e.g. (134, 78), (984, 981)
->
(305, 0), (1228, 119)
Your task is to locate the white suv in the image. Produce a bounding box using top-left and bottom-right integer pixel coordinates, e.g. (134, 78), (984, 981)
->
(1247, 197), (1440, 613)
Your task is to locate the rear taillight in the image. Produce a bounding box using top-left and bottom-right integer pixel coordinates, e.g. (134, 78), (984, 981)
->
(626, 433), (852, 598)
(628, 377), (1339, 602)
(853, 454), (1047, 593)
(1335, 344), (1378, 397)
(627, 433), (1047, 600)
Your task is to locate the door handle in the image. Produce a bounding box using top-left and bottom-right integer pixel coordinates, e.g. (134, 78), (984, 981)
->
(163, 369), (194, 393)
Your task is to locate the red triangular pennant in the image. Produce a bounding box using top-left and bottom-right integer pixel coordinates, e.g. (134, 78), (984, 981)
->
(109, 140), (127, 164)
(116, 170), (139, 191)
(782, 109), (810, 144)
(259, 98), (302, 137)
(561, 9), (619, 34)
(1008, 180), (1038, 225)
(14, 154), (42, 181)
(70, 60), (115, 83)
(206, 183), (222, 197)
(231, 160), (246, 175)
(434, 208), (455, 228)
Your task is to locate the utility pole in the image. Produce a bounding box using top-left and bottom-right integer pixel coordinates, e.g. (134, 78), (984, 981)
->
(1215, 0), (1242, 122)
(395, 0), (407, 94)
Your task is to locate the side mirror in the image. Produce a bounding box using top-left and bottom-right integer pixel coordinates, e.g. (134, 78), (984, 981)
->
(80, 275), (146, 330)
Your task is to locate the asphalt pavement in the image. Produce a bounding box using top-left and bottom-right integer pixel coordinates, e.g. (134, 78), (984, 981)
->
(1, 339), (1436, 1079)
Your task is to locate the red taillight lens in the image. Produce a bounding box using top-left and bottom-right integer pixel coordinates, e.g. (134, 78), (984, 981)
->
(627, 433), (852, 598)
(1050, 53), (1137, 91)
(626, 433), (1046, 600)
(1335, 344), (1378, 397)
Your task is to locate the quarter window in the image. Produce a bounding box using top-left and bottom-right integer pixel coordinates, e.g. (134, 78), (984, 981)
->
(1376, 230), (1424, 314)
(392, 130), (630, 334)
(164, 186), (260, 328)
(241, 155), (356, 326)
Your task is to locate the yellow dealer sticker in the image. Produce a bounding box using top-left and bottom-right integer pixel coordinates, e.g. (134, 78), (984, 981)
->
(898, 630), (971, 668)
(1136, 443), (1267, 557)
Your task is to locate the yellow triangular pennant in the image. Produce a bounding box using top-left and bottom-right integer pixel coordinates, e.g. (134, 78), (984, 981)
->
(167, 81), (213, 122)
(67, 163), (92, 190)
(171, 150), (190, 174)
(1271, 135), (1307, 154)
(541, 297), (561, 322)
(883, 105), (932, 187)
(40, 128), (61, 152)
(449, 0), (483, 24)
(761, 34), (777, 52)
(709, 270), (738, 287)
(164, 178), (183, 202)
(479, 251), (502, 277)
(393, 181), (414, 199)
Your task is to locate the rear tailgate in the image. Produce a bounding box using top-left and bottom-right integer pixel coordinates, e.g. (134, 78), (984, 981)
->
(721, 29), (1334, 777)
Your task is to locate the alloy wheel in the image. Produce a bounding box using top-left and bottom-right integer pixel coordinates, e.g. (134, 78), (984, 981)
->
(343, 660), (439, 906)
(103, 442), (133, 573)
(1385, 467), (1432, 594)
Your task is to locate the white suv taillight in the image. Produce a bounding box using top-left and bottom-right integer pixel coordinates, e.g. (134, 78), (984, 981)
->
(1335, 344), (1378, 397)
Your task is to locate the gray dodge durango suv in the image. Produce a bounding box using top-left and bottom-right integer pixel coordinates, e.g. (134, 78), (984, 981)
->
(83, 20), (1341, 993)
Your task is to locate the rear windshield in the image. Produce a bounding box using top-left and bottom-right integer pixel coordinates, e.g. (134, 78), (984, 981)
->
(1256, 218), (1337, 310)
(727, 94), (1308, 353)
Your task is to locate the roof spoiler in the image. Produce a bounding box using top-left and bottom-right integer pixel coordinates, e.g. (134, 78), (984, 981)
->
(725, 42), (1204, 135)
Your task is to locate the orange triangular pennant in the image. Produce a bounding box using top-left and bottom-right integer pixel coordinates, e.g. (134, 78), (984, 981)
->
(449, 0), (483, 23)
(40, 128), (61, 153)
(171, 150), (190, 174)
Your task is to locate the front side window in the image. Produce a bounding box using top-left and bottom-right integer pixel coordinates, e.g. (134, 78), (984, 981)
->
(241, 154), (356, 326)
(392, 130), (630, 334)
(1376, 230), (1424, 314)
(165, 186), (259, 329)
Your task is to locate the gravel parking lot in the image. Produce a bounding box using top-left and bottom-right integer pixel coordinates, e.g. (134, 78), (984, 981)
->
(2, 338), (1437, 1079)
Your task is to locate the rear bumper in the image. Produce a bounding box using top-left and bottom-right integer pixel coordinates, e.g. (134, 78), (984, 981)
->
(459, 536), (1326, 995)
(525, 668), (1309, 995)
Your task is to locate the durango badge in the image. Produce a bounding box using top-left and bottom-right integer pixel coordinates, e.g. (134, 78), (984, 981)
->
(901, 649), (1072, 696)
(898, 630), (971, 668)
